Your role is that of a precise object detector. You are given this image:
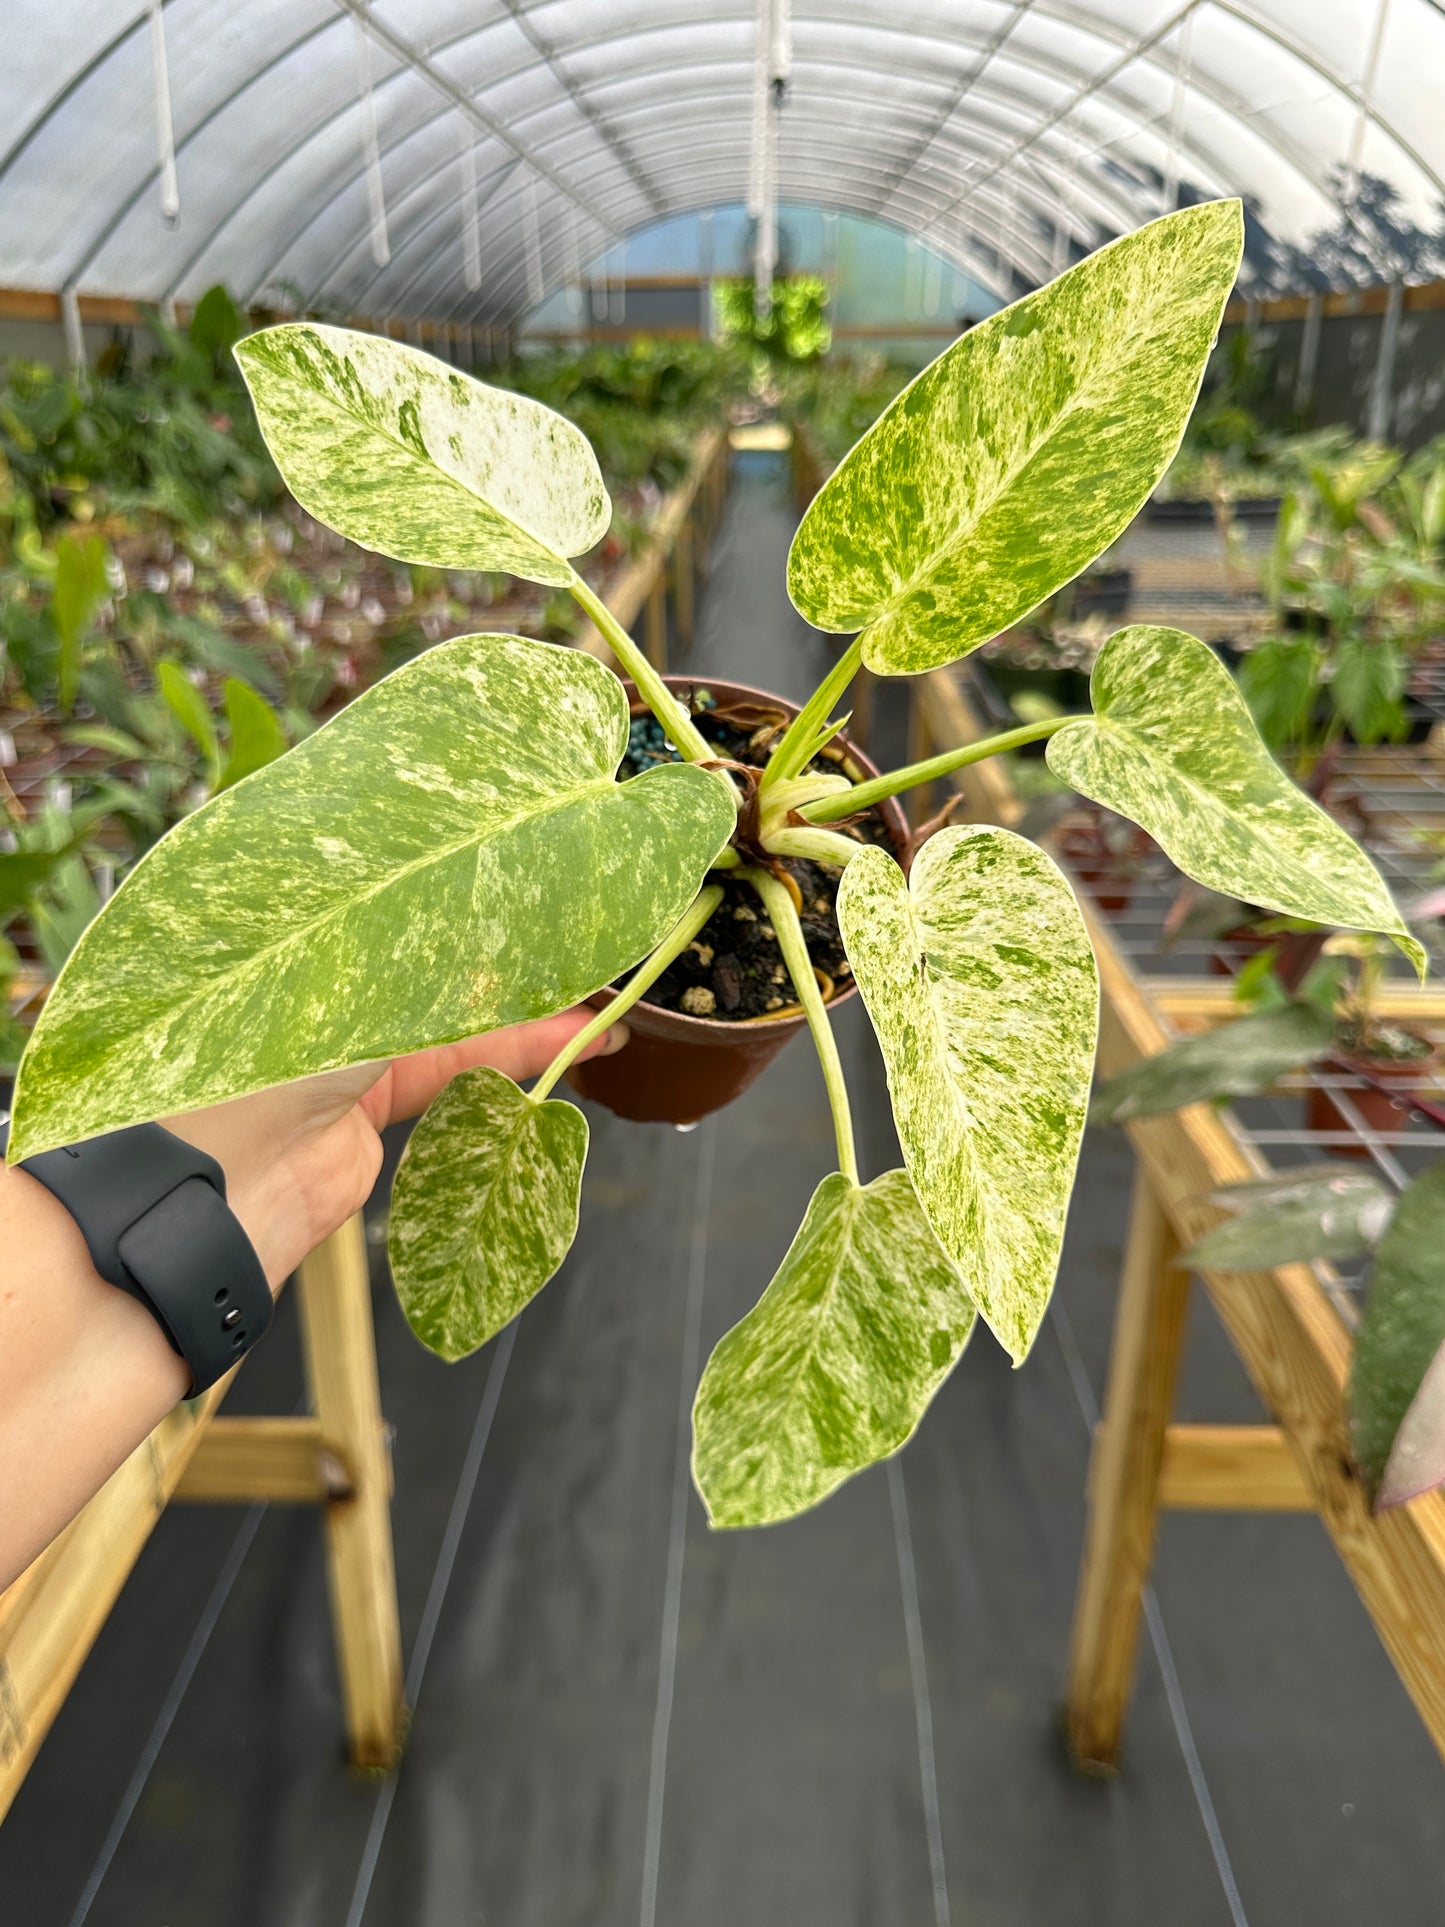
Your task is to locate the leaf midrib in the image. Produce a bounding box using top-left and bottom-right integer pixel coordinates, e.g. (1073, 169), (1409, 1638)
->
(266, 338), (567, 568)
(876, 272), (1211, 617)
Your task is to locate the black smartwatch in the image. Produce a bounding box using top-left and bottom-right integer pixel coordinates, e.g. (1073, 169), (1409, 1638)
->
(2, 1120), (273, 1394)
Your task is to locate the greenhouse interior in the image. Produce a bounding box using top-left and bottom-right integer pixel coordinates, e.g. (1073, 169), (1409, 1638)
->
(4, 2), (1445, 1923)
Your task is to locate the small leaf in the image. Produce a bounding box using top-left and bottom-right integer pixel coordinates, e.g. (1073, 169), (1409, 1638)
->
(52, 532), (110, 711)
(235, 324), (610, 585)
(217, 677), (288, 790)
(0, 842), (83, 915)
(1181, 1164), (1393, 1270)
(157, 659), (220, 780)
(1091, 1002), (1332, 1124)
(188, 284), (244, 360)
(10, 634), (736, 1159)
(1332, 636), (1406, 746)
(1349, 1165), (1445, 1508)
(837, 826), (1098, 1361)
(787, 201), (1243, 672)
(1047, 627), (1426, 975)
(692, 1170), (975, 1527)
(388, 1067), (587, 1361)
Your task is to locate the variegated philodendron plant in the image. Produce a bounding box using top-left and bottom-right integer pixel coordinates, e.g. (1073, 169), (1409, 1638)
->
(8, 201), (1426, 1527)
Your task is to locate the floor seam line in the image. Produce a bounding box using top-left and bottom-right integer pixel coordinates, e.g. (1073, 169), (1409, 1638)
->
(889, 1455), (952, 1927)
(344, 1315), (520, 1927)
(638, 1118), (715, 1927)
(1050, 1298), (1251, 1927)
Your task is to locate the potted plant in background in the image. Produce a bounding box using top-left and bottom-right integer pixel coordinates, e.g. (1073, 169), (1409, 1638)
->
(6, 200), (1427, 1528)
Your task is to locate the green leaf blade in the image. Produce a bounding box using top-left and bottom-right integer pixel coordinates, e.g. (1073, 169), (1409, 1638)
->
(1091, 1002), (1334, 1124)
(1181, 1164), (1393, 1270)
(10, 635), (736, 1159)
(837, 826), (1099, 1361)
(1047, 626), (1426, 975)
(787, 201), (1243, 673)
(234, 324), (610, 584)
(217, 677), (289, 791)
(389, 1068), (587, 1361)
(692, 1170), (975, 1528)
(1350, 1165), (1445, 1507)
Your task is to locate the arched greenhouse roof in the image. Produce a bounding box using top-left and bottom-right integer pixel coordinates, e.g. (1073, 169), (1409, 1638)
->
(4, 0), (1443, 325)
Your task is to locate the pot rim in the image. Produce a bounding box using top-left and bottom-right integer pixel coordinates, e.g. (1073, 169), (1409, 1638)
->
(610, 670), (906, 1038)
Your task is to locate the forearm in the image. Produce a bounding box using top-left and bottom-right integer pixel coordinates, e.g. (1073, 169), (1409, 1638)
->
(0, 1162), (192, 1590)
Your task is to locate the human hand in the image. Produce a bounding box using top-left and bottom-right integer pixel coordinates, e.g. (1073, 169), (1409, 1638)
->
(165, 1010), (626, 1288)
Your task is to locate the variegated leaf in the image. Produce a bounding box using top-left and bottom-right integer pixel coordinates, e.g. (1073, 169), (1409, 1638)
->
(1181, 1164), (1393, 1270)
(692, 1170), (975, 1528)
(234, 324), (609, 585)
(10, 635), (736, 1159)
(1090, 1002), (1333, 1125)
(389, 1067), (587, 1361)
(837, 826), (1098, 1361)
(1349, 1164), (1445, 1508)
(1047, 626), (1426, 975)
(787, 200), (1242, 673)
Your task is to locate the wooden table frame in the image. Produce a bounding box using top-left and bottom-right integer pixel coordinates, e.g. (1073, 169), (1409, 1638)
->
(0, 429), (735, 1827)
(911, 665), (1445, 1774)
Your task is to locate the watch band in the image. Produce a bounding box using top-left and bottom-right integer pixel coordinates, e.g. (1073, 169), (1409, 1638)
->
(2, 1120), (273, 1394)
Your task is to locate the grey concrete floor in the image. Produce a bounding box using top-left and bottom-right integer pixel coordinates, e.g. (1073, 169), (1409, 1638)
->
(2, 453), (1443, 1926)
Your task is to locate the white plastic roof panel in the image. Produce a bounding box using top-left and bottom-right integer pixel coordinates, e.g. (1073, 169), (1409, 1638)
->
(3, 0), (1443, 323)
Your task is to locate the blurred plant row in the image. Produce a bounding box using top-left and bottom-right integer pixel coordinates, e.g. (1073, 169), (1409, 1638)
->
(0, 291), (749, 1047)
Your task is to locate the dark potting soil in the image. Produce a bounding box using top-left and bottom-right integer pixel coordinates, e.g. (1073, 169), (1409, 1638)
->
(618, 695), (894, 1022)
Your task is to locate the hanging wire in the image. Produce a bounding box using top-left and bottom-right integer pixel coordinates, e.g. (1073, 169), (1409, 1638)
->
(147, 0), (180, 225)
(352, 11), (390, 269)
(523, 174), (544, 311)
(1347, 0), (1393, 189)
(922, 231), (943, 316)
(612, 234), (627, 324)
(750, 0), (791, 320)
(903, 233), (921, 320)
(566, 203), (584, 321)
(459, 122), (481, 293)
(1160, 6), (1197, 213)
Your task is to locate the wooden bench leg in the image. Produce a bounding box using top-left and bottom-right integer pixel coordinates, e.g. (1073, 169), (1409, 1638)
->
(644, 572), (667, 674)
(295, 1213), (404, 1770)
(1065, 1170), (1188, 1771)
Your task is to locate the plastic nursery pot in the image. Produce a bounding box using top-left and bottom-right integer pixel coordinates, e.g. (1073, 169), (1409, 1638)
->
(566, 675), (909, 1127)
(1305, 1033), (1443, 1155)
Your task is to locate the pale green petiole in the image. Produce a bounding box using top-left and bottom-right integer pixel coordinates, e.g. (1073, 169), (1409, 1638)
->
(763, 825), (867, 867)
(739, 866), (858, 1185)
(797, 716), (1075, 823)
(760, 634), (866, 790)
(568, 572), (712, 763)
(531, 883), (725, 1100)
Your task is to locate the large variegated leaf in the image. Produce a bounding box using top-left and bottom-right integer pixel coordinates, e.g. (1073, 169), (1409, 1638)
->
(786, 200), (1242, 673)
(692, 1170), (975, 1527)
(9, 635), (735, 1159)
(389, 1067), (587, 1360)
(234, 324), (609, 585)
(1047, 626), (1426, 975)
(1181, 1165), (1393, 1271)
(836, 826), (1098, 1361)
(1090, 1002), (1333, 1125)
(1349, 1165), (1445, 1508)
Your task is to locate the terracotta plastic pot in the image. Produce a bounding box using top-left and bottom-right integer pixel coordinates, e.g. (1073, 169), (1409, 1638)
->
(567, 674), (908, 1127)
(1306, 1035), (1442, 1154)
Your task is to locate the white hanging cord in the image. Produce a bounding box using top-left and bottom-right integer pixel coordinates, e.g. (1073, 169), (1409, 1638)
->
(904, 234), (921, 321)
(613, 235), (626, 324)
(922, 232), (943, 316)
(750, 0), (791, 319)
(1347, 0), (1392, 190)
(523, 175), (544, 310)
(1160, 8), (1195, 213)
(353, 12), (390, 268)
(566, 205), (584, 320)
(459, 122), (481, 292)
(148, 0), (180, 225)
(591, 245), (609, 323)
(61, 286), (85, 375)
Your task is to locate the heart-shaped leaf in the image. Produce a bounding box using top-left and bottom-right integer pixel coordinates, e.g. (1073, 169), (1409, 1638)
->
(1091, 1002), (1334, 1125)
(1047, 626), (1426, 975)
(837, 826), (1098, 1361)
(787, 200), (1242, 673)
(234, 324), (610, 585)
(389, 1066), (587, 1361)
(1350, 1164), (1445, 1508)
(10, 634), (736, 1159)
(692, 1169), (975, 1527)
(1180, 1164), (1394, 1271)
